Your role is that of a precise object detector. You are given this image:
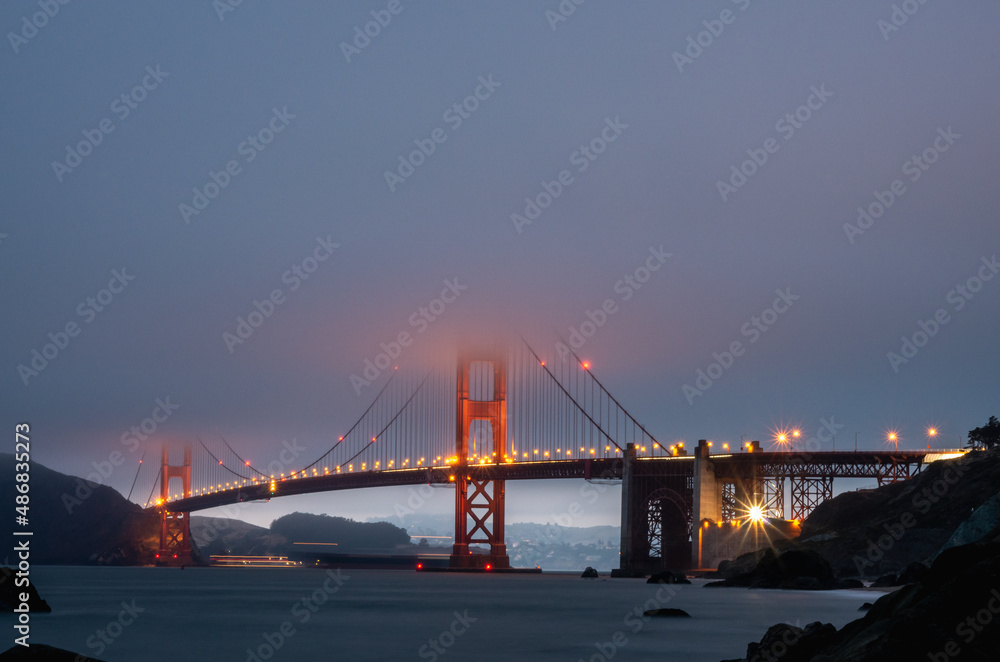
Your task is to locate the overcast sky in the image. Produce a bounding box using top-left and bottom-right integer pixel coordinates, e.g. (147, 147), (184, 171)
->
(3, 1), (998, 529)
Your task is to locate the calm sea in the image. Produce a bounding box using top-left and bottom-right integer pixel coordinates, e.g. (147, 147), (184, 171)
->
(9, 567), (875, 661)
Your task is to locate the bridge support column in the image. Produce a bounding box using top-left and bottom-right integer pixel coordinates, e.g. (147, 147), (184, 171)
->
(615, 443), (637, 574)
(451, 351), (510, 570)
(157, 444), (194, 566)
(692, 439), (722, 567)
(614, 443), (691, 576)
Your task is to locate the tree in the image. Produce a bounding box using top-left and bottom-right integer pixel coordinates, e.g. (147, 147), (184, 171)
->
(967, 416), (1000, 450)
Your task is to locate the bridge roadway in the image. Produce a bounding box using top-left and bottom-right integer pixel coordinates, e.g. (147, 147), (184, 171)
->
(161, 449), (946, 513)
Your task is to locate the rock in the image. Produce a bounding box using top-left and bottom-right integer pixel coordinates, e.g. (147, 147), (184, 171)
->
(0, 644), (105, 660)
(731, 621), (838, 662)
(934, 488), (1000, 557)
(581, 566), (598, 579)
(642, 608), (690, 617)
(705, 548), (844, 590)
(858, 602), (873, 611)
(836, 578), (864, 589)
(0, 568), (50, 613)
(870, 572), (899, 587)
(727, 542), (1000, 661)
(924, 540), (1000, 589)
(896, 561), (929, 585)
(646, 570), (690, 584)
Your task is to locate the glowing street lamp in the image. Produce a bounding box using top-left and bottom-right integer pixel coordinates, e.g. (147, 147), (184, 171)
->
(886, 430), (900, 449)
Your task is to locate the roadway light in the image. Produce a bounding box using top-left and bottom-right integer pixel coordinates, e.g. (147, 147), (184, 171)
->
(886, 430), (900, 449)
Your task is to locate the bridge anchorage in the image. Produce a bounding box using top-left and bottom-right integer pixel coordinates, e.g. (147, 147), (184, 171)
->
(142, 340), (966, 572)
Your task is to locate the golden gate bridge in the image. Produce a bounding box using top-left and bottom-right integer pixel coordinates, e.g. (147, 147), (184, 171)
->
(126, 339), (961, 572)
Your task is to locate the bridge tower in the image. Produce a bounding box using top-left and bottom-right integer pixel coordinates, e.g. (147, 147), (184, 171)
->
(451, 350), (510, 569)
(157, 444), (194, 566)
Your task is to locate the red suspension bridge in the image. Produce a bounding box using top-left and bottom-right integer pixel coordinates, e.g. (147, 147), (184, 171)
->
(130, 340), (962, 571)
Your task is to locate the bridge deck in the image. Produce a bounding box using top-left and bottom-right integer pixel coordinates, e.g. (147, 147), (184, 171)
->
(159, 450), (963, 513)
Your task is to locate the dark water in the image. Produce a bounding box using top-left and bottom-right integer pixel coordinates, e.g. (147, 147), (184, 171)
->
(9, 566), (876, 661)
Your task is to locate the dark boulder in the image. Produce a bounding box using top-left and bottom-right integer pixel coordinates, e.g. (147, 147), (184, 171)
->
(727, 542), (1000, 661)
(0, 644), (104, 660)
(706, 548), (850, 590)
(870, 572), (899, 587)
(642, 608), (690, 617)
(0, 568), (50, 613)
(646, 570), (690, 584)
(896, 561), (929, 585)
(731, 621), (837, 662)
(581, 566), (598, 579)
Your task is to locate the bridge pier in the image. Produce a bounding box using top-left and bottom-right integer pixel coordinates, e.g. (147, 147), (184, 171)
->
(614, 443), (692, 576)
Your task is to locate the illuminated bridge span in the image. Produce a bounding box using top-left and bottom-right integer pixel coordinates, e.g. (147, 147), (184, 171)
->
(133, 341), (963, 571)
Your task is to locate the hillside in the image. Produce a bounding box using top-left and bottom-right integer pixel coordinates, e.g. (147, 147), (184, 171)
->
(796, 448), (1000, 577)
(0, 454), (161, 565)
(192, 512), (411, 556)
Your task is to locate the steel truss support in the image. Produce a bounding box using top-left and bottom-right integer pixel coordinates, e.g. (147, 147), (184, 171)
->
(721, 481), (737, 522)
(877, 461), (916, 486)
(789, 476), (833, 521)
(758, 477), (785, 520)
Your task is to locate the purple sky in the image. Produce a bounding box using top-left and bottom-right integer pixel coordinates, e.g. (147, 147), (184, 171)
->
(3, 1), (998, 528)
